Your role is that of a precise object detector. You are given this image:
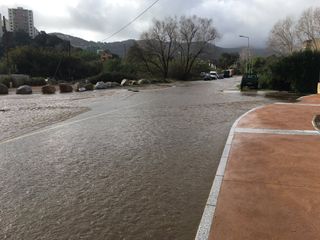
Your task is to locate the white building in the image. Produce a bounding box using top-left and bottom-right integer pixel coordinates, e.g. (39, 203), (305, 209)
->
(8, 7), (36, 38)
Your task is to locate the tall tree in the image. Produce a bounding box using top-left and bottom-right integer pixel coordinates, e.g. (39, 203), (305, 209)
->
(296, 7), (320, 50)
(267, 17), (297, 55)
(137, 15), (218, 80)
(178, 16), (218, 79)
(218, 52), (239, 69)
(140, 17), (178, 79)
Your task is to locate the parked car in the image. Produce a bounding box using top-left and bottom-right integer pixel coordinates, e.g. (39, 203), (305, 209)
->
(240, 74), (259, 90)
(203, 73), (216, 81)
(209, 71), (219, 79)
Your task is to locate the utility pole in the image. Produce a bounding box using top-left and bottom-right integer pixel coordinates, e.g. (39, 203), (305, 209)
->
(3, 16), (10, 74)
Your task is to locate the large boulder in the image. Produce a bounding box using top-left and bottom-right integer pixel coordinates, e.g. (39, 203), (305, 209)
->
(121, 79), (129, 86)
(16, 85), (32, 94)
(0, 83), (8, 95)
(42, 85), (56, 94)
(95, 81), (107, 90)
(105, 82), (113, 88)
(138, 79), (150, 85)
(74, 82), (81, 92)
(111, 82), (120, 87)
(84, 83), (94, 91)
(130, 80), (138, 86)
(59, 83), (73, 93)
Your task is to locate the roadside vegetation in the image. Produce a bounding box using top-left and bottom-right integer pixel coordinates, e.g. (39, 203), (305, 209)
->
(0, 15), (221, 89)
(252, 6), (320, 94)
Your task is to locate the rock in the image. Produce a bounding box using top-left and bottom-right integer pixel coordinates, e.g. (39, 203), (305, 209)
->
(59, 83), (73, 93)
(0, 83), (8, 95)
(78, 87), (86, 92)
(130, 80), (138, 86)
(121, 79), (128, 86)
(95, 81), (119, 89)
(16, 85), (32, 94)
(95, 81), (107, 90)
(111, 82), (120, 87)
(105, 82), (113, 88)
(84, 83), (94, 91)
(41, 85), (56, 94)
(138, 79), (150, 85)
(74, 82), (81, 92)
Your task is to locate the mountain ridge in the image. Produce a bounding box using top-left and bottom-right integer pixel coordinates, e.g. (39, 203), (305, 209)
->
(50, 32), (270, 59)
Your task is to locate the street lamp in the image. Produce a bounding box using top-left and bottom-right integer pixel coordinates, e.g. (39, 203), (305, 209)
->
(239, 35), (250, 74)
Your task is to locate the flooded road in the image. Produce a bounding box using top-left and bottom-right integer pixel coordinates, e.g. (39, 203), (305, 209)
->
(0, 78), (289, 239)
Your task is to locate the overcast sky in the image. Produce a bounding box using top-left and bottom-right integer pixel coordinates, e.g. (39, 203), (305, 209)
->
(1, 0), (319, 48)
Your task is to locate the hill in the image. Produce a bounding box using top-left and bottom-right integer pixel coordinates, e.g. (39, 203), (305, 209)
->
(50, 32), (270, 59)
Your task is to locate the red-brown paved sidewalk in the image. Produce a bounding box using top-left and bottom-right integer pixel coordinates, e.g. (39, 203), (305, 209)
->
(208, 95), (320, 240)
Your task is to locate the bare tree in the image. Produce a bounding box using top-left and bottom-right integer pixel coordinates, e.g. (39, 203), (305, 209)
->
(140, 17), (178, 79)
(296, 7), (320, 50)
(267, 17), (297, 55)
(178, 16), (218, 79)
(137, 15), (218, 80)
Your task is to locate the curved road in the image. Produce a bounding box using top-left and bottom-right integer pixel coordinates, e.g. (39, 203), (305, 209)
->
(0, 78), (276, 240)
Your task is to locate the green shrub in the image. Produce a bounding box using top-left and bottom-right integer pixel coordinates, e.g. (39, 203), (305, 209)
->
(0, 76), (12, 88)
(84, 83), (94, 91)
(26, 77), (47, 86)
(12, 76), (29, 88)
(268, 51), (320, 93)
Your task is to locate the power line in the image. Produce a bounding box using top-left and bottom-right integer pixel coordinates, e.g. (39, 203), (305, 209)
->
(100, 0), (160, 42)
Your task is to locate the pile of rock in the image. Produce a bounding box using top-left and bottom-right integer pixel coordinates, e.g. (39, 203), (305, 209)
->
(59, 83), (73, 93)
(121, 79), (150, 86)
(42, 85), (56, 94)
(95, 81), (119, 90)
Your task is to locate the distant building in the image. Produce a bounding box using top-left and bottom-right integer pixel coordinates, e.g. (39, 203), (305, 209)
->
(97, 49), (113, 62)
(302, 38), (320, 51)
(8, 7), (36, 38)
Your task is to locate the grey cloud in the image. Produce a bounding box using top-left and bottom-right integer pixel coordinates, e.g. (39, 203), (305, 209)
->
(3, 0), (320, 47)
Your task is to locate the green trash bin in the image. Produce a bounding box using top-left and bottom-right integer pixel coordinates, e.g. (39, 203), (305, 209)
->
(240, 74), (259, 90)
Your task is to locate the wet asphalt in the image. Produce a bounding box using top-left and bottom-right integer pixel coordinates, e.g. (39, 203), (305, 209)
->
(0, 78), (278, 240)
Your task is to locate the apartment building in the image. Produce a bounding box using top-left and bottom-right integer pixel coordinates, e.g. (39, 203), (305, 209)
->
(8, 7), (36, 38)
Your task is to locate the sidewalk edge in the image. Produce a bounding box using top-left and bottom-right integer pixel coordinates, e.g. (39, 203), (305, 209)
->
(195, 105), (265, 240)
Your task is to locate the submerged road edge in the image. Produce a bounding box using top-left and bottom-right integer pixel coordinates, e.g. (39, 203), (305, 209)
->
(195, 105), (265, 240)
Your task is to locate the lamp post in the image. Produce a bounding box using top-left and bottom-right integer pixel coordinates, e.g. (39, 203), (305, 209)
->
(239, 35), (250, 74)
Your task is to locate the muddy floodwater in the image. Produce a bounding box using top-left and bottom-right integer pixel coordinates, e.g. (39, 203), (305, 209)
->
(0, 78), (298, 239)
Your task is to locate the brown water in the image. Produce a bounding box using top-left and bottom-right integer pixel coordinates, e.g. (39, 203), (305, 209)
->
(0, 79), (294, 240)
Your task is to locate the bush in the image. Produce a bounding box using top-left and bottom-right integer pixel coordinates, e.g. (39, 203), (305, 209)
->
(24, 77), (47, 86)
(8, 46), (102, 81)
(84, 83), (94, 91)
(0, 76), (12, 88)
(269, 51), (320, 93)
(12, 76), (29, 88)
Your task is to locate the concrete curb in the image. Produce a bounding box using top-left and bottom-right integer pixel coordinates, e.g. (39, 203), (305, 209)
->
(195, 106), (265, 240)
